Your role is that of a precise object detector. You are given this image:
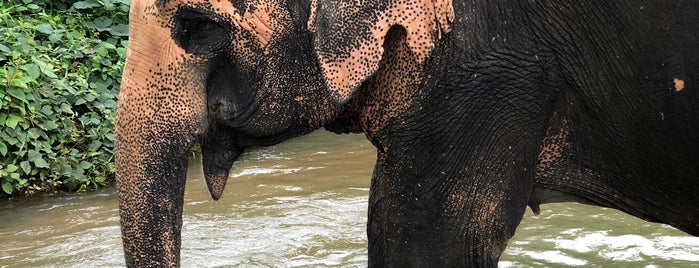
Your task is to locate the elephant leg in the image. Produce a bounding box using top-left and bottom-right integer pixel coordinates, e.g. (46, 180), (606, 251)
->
(367, 142), (538, 267)
(364, 58), (559, 266)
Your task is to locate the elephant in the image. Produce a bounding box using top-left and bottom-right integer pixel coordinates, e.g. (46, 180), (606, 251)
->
(115, 0), (699, 266)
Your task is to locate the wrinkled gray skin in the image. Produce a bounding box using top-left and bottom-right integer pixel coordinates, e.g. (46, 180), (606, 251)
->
(116, 0), (699, 266)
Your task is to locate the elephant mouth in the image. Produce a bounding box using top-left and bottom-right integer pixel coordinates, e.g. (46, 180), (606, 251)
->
(200, 125), (296, 200)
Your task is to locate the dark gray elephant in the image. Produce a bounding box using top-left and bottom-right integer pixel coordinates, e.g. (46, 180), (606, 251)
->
(116, 0), (699, 266)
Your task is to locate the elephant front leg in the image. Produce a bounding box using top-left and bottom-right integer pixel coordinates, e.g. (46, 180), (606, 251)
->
(367, 144), (536, 267)
(365, 83), (555, 266)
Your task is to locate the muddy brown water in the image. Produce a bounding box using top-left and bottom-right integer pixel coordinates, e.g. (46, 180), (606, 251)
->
(1, 131), (698, 267)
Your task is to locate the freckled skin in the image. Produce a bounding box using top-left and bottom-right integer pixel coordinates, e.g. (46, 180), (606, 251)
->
(118, 0), (699, 267)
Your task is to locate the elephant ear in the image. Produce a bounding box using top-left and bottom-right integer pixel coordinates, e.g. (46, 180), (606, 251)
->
(308, 0), (454, 104)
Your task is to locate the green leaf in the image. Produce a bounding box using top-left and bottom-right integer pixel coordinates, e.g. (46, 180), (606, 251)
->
(6, 114), (24, 129)
(20, 64), (41, 80)
(103, 99), (117, 109)
(43, 120), (58, 130)
(20, 161), (31, 174)
(2, 134), (18, 146)
(60, 103), (73, 114)
(89, 140), (103, 151)
(32, 57), (57, 79)
(80, 161), (92, 169)
(89, 116), (100, 126)
(34, 158), (49, 168)
(105, 132), (115, 142)
(91, 17), (112, 30)
(48, 33), (63, 43)
(72, 167), (85, 180)
(73, 1), (100, 9)
(108, 24), (129, 36)
(28, 150), (49, 168)
(96, 47), (108, 57)
(0, 43), (11, 53)
(0, 142), (6, 156)
(10, 77), (30, 89)
(101, 41), (117, 50)
(90, 81), (108, 92)
(118, 4), (129, 12)
(2, 181), (12, 194)
(5, 164), (18, 173)
(36, 24), (53, 35)
(40, 105), (53, 116)
(7, 88), (27, 103)
(27, 150), (41, 162)
(27, 128), (42, 139)
(61, 165), (73, 176)
(116, 47), (127, 58)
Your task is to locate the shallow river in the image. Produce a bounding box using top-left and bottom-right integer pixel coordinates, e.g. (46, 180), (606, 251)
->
(1, 131), (698, 267)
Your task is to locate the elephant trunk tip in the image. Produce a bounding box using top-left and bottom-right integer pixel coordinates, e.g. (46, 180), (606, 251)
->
(200, 136), (241, 201)
(204, 169), (230, 201)
(210, 188), (224, 201)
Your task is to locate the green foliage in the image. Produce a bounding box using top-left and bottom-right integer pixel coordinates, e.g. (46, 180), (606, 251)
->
(0, 0), (129, 197)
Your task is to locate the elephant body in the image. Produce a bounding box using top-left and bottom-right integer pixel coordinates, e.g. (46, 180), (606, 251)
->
(116, 0), (699, 266)
(353, 2), (699, 265)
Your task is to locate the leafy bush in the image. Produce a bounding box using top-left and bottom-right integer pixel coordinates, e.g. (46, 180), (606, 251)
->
(0, 0), (129, 197)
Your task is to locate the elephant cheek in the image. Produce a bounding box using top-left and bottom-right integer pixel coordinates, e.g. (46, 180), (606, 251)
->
(200, 128), (242, 200)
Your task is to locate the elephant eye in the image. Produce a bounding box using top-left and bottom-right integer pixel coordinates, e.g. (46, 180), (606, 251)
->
(172, 10), (229, 55)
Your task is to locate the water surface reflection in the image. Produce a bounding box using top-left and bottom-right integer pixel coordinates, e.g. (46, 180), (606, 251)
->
(0, 131), (697, 267)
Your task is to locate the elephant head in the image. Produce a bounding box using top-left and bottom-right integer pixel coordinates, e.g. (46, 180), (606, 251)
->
(116, 0), (336, 265)
(117, 0), (455, 266)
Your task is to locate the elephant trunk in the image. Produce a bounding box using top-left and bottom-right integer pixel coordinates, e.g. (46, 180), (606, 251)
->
(116, 74), (206, 266)
(116, 3), (208, 264)
(115, 75), (206, 266)
(115, 130), (191, 267)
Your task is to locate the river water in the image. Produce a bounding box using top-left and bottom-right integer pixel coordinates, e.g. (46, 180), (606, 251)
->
(1, 131), (697, 267)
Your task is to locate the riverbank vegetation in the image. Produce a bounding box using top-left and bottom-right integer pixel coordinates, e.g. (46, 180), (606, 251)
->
(0, 0), (129, 197)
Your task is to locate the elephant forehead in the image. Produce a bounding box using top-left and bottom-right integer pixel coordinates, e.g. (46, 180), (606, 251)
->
(151, 0), (290, 47)
(120, 6), (209, 139)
